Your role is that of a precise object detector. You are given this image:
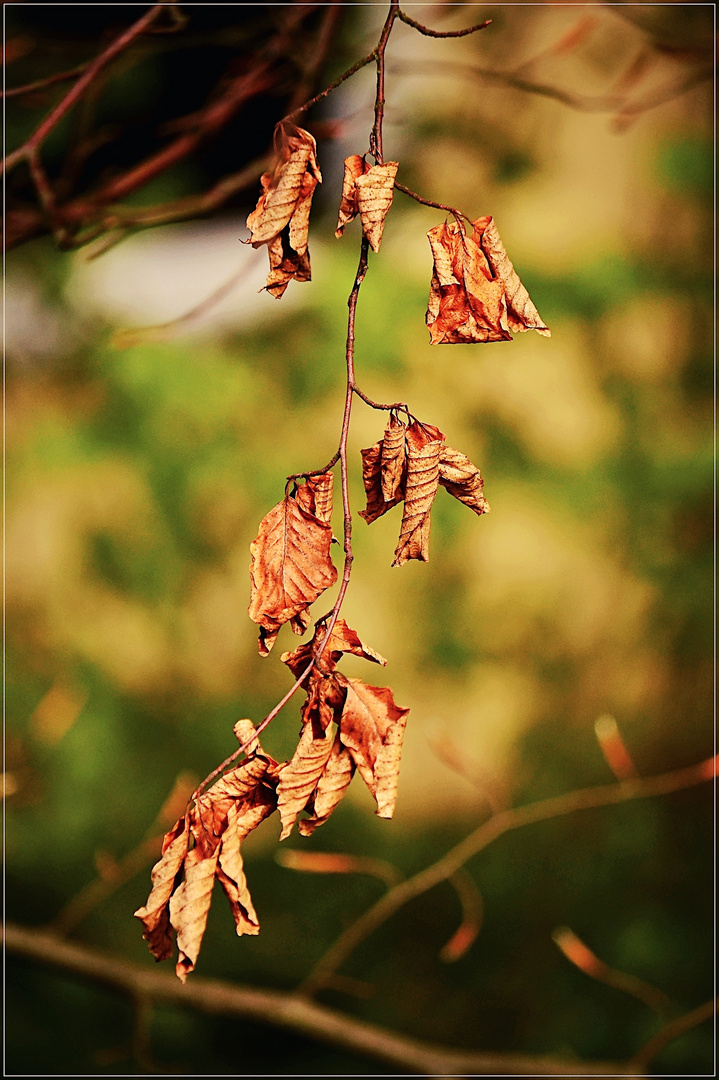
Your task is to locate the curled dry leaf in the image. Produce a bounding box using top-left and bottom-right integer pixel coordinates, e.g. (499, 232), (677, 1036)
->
(335, 154), (399, 253)
(392, 420), (444, 567)
(249, 479), (337, 655)
(281, 616), (387, 681)
(439, 445), (490, 517)
(337, 676), (410, 818)
(426, 216), (550, 344)
(361, 417), (490, 564)
(135, 735), (281, 981)
(246, 123), (322, 298)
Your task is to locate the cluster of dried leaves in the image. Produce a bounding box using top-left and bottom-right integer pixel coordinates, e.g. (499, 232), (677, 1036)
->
(360, 414), (490, 565)
(135, 619), (408, 981)
(427, 217), (550, 344)
(137, 116), (551, 981)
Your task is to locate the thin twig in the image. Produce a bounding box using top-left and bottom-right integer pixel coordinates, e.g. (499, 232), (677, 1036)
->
(298, 756), (716, 995)
(3, 5), (166, 173)
(2, 63), (89, 99)
(398, 10), (492, 39)
(629, 998), (717, 1071)
(395, 180), (471, 225)
(3, 922), (626, 1076)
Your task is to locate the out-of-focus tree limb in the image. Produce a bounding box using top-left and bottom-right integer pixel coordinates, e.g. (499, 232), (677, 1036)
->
(3, 921), (624, 1076)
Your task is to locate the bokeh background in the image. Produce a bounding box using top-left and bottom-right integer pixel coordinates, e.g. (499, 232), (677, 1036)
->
(5, 2), (714, 1074)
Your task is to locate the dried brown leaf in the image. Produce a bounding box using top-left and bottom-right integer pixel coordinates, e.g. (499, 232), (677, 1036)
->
(297, 740), (356, 836)
(294, 472), (334, 526)
(337, 676), (410, 818)
(246, 124), (321, 299)
(133, 818), (190, 961)
(335, 154), (366, 237)
(392, 439), (442, 566)
(359, 440), (403, 524)
(381, 415), (407, 502)
(281, 617), (387, 681)
(335, 156), (399, 253)
(426, 217), (550, 344)
(475, 216), (551, 337)
(216, 802), (261, 938)
(277, 723), (335, 840)
(249, 489), (337, 654)
(439, 445), (490, 517)
(170, 840), (220, 981)
(136, 746), (279, 980)
(355, 161), (399, 253)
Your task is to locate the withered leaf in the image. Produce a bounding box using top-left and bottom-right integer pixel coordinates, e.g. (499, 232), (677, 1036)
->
(298, 738), (355, 836)
(246, 123), (321, 298)
(392, 438), (442, 567)
(359, 439), (403, 524)
(426, 217), (550, 344)
(294, 472), (334, 526)
(474, 216), (551, 337)
(335, 156), (399, 253)
(135, 745), (279, 981)
(249, 487), (337, 655)
(337, 676), (410, 818)
(439, 445), (490, 517)
(381, 415), (407, 502)
(277, 723), (335, 840)
(281, 617), (387, 681)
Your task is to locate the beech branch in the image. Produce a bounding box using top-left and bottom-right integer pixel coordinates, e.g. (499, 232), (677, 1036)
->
(299, 755), (716, 995)
(3, 922), (625, 1076)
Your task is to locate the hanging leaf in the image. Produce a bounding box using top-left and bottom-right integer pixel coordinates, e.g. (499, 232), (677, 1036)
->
(298, 739), (356, 836)
(439, 445), (491, 517)
(337, 676), (410, 818)
(245, 123), (322, 299)
(282, 617), (387, 680)
(381, 414), (407, 502)
(359, 439), (403, 524)
(249, 486), (337, 655)
(426, 217), (550, 344)
(277, 722), (336, 840)
(392, 429), (443, 566)
(335, 155), (399, 253)
(135, 741), (280, 981)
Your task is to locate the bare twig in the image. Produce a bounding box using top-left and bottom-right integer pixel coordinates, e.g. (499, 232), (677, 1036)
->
(398, 9), (491, 39)
(3, 5), (166, 173)
(3, 922), (626, 1076)
(298, 756), (716, 995)
(2, 63), (89, 100)
(629, 998), (717, 1071)
(395, 180), (471, 225)
(552, 927), (673, 1018)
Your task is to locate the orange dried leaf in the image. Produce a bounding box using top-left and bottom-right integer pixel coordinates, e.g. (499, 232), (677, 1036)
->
(335, 154), (366, 237)
(133, 818), (190, 961)
(355, 161), (399, 253)
(381, 415), (407, 502)
(277, 723), (335, 840)
(475, 216), (551, 337)
(439, 445), (490, 517)
(281, 617), (387, 680)
(170, 841), (220, 981)
(298, 739), (355, 836)
(393, 439), (442, 566)
(338, 676), (410, 818)
(249, 489), (337, 654)
(246, 124), (321, 299)
(335, 156), (399, 253)
(359, 440), (403, 524)
(294, 472), (334, 526)
(426, 217), (549, 344)
(216, 802), (261, 937)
